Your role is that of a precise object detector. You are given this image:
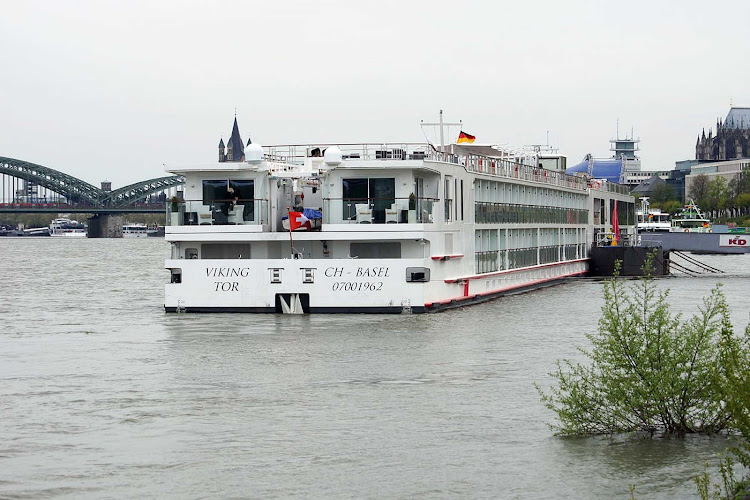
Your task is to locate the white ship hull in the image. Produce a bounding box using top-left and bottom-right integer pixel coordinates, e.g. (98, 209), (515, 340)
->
(49, 232), (87, 237)
(164, 257), (587, 313)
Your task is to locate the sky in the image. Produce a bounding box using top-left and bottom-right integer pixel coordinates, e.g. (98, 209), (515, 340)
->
(1, 0), (749, 189)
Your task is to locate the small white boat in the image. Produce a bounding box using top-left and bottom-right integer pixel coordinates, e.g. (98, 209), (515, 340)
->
(49, 218), (87, 237)
(669, 200), (712, 233)
(123, 223), (157, 238)
(637, 209), (670, 232)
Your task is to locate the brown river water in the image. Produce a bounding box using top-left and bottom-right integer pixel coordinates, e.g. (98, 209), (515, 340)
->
(1, 238), (749, 499)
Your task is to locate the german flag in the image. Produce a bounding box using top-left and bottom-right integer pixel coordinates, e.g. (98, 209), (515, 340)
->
(457, 131), (476, 144)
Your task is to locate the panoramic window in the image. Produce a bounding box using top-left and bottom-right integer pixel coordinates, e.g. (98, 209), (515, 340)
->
(342, 178), (395, 223)
(202, 180), (227, 205)
(229, 179), (255, 221)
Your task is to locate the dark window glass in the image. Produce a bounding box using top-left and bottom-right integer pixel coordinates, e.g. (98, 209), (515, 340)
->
(342, 178), (395, 223)
(203, 180), (227, 205)
(369, 178), (395, 223)
(350, 242), (401, 258)
(202, 243), (251, 259)
(230, 179), (255, 221)
(342, 178), (369, 220)
(229, 179), (254, 201)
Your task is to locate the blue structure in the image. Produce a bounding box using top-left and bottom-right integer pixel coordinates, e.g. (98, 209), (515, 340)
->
(566, 154), (625, 183)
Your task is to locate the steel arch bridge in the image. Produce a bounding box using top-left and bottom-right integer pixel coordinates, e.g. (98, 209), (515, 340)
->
(0, 156), (184, 212)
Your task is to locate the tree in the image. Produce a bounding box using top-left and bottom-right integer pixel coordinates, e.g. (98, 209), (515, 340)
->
(729, 170), (750, 199)
(689, 174), (711, 208)
(736, 193), (750, 210)
(649, 183), (677, 205)
(663, 200), (683, 214)
(706, 176), (731, 212)
(537, 258), (750, 437)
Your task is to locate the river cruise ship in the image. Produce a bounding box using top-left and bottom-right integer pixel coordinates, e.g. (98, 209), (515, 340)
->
(164, 136), (634, 313)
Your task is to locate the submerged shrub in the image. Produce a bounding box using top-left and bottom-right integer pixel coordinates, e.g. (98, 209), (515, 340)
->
(538, 258), (750, 437)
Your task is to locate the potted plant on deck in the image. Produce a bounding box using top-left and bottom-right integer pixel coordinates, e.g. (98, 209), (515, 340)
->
(169, 196), (183, 225)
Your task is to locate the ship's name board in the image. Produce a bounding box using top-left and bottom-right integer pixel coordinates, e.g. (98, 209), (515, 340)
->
(325, 266), (391, 292)
(324, 266), (390, 278)
(719, 235), (749, 247)
(206, 267), (251, 292)
(202, 266), (393, 292)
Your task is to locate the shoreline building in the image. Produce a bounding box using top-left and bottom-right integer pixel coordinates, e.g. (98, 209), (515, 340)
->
(685, 107), (750, 198)
(695, 107), (750, 161)
(567, 125), (673, 189)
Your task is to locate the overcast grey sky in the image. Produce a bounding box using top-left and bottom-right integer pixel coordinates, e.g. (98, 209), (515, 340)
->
(1, 0), (748, 188)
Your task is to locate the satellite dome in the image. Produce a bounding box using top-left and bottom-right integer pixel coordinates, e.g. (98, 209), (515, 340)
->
(245, 143), (264, 164)
(324, 146), (343, 166)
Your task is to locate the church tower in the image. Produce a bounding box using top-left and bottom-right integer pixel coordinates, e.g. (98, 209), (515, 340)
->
(216, 116), (246, 163)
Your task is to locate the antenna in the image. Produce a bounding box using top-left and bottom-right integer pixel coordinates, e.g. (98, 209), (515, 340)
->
(616, 118), (619, 139)
(421, 110), (462, 151)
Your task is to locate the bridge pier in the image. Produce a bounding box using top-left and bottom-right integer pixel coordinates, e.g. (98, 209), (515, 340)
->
(87, 214), (123, 238)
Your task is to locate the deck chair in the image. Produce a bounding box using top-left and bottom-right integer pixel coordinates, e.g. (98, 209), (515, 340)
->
(355, 203), (372, 224)
(229, 204), (244, 224)
(385, 203), (399, 224)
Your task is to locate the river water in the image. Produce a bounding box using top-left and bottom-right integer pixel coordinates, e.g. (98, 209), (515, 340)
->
(2, 238), (750, 499)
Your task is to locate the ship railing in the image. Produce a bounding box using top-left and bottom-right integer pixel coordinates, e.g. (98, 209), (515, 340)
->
(264, 143), (433, 164)
(263, 144), (588, 191)
(167, 199), (269, 226)
(589, 180), (631, 195)
(594, 231), (640, 247)
(463, 155), (588, 190)
(322, 197), (437, 224)
(475, 202), (588, 225)
(475, 244), (587, 274)
(475, 250), (500, 274)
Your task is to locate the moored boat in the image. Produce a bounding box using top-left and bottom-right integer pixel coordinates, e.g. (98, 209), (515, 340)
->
(164, 117), (635, 314)
(49, 218), (87, 237)
(669, 201), (711, 233)
(123, 223), (157, 238)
